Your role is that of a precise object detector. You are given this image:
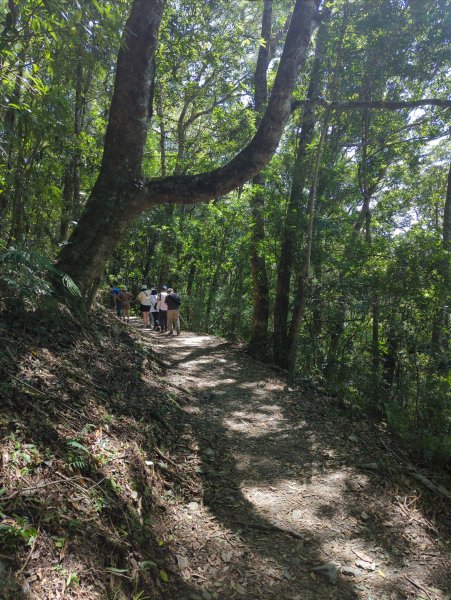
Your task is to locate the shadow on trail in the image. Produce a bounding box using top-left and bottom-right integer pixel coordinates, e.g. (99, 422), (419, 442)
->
(159, 333), (451, 600)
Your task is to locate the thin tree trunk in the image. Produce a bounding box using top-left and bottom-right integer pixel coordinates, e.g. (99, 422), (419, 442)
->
(72, 45), (84, 220)
(158, 204), (175, 288)
(431, 163), (451, 361)
(286, 1), (345, 383)
(382, 326), (398, 396)
(324, 75), (386, 385)
(371, 290), (380, 398)
(142, 232), (157, 283)
(186, 260), (196, 325)
(8, 122), (26, 244)
(0, 51), (25, 233)
(311, 204), (323, 362)
(248, 0), (272, 359)
(361, 109), (381, 404)
(60, 165), (75, 242)
(59, 42), (84, 241)
(156, 93), (167, 177)
(248, 184), (270, 355)
(206, 224), (232, 332)
(273, 5), (332, 367)
(286, 120), (328, 383)
(443, 163), (451, 352)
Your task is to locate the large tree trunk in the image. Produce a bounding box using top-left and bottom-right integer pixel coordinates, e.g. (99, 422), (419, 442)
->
(56, 0), (164, 300)
(56, 0), (320, 304)
(273, 6), (331, 367)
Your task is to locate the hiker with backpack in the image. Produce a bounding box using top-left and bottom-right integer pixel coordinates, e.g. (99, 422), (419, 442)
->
(165, 287), (181, 335)
(137, 284), (152, 327)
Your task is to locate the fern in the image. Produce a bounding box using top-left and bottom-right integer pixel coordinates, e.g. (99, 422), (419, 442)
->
(0, 247), (81, 303)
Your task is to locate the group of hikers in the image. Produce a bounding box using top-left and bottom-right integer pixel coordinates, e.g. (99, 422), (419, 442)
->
(111, 284), (182, 335)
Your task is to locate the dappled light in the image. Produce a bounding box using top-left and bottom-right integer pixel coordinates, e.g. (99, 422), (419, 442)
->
(147, 328), (451, 600)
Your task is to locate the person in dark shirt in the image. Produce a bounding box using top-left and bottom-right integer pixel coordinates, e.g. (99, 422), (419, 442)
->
(166, 288), (181, 335)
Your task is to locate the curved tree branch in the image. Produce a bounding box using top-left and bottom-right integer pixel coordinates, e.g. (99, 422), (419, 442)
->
(291, 97), (451, 112)
(130, 0), (321, 211)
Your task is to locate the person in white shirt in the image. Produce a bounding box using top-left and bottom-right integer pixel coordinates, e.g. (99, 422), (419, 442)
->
(158, 285), (168, 332)
(149, 287), (160, 330)
(137, 284), (152, 327)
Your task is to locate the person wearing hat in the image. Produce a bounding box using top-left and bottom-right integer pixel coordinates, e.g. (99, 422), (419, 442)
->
(137, 284), (152, 327)
(158, 285), (168, 333)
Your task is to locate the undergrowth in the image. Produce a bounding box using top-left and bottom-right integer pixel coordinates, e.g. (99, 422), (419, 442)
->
(0, 303), (200, 599)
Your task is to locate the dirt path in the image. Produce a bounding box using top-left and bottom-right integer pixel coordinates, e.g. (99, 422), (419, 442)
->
(146, 328), (450, 600)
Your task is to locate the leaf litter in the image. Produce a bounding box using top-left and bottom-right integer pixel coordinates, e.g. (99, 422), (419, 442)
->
(0, 306), (450, 599)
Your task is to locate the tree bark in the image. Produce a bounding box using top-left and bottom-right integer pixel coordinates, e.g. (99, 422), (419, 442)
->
(56, 0), (320, 303)
(56, 0), (164, 299)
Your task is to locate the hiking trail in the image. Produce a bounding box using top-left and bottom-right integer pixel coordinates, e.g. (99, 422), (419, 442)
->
(136, 325), (451, 600)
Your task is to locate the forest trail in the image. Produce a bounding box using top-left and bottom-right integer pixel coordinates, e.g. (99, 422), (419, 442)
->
(133, 325), (451, 600)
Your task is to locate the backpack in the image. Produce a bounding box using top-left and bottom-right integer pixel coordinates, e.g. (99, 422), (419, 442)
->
(172, 293), (181, 307)
(150, 294), (158, 310)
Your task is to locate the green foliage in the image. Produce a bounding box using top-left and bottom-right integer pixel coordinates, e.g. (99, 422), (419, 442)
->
(0, 247), (80, 304)
(65, 439), (90, 472)
(0, 515), (38, 550)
